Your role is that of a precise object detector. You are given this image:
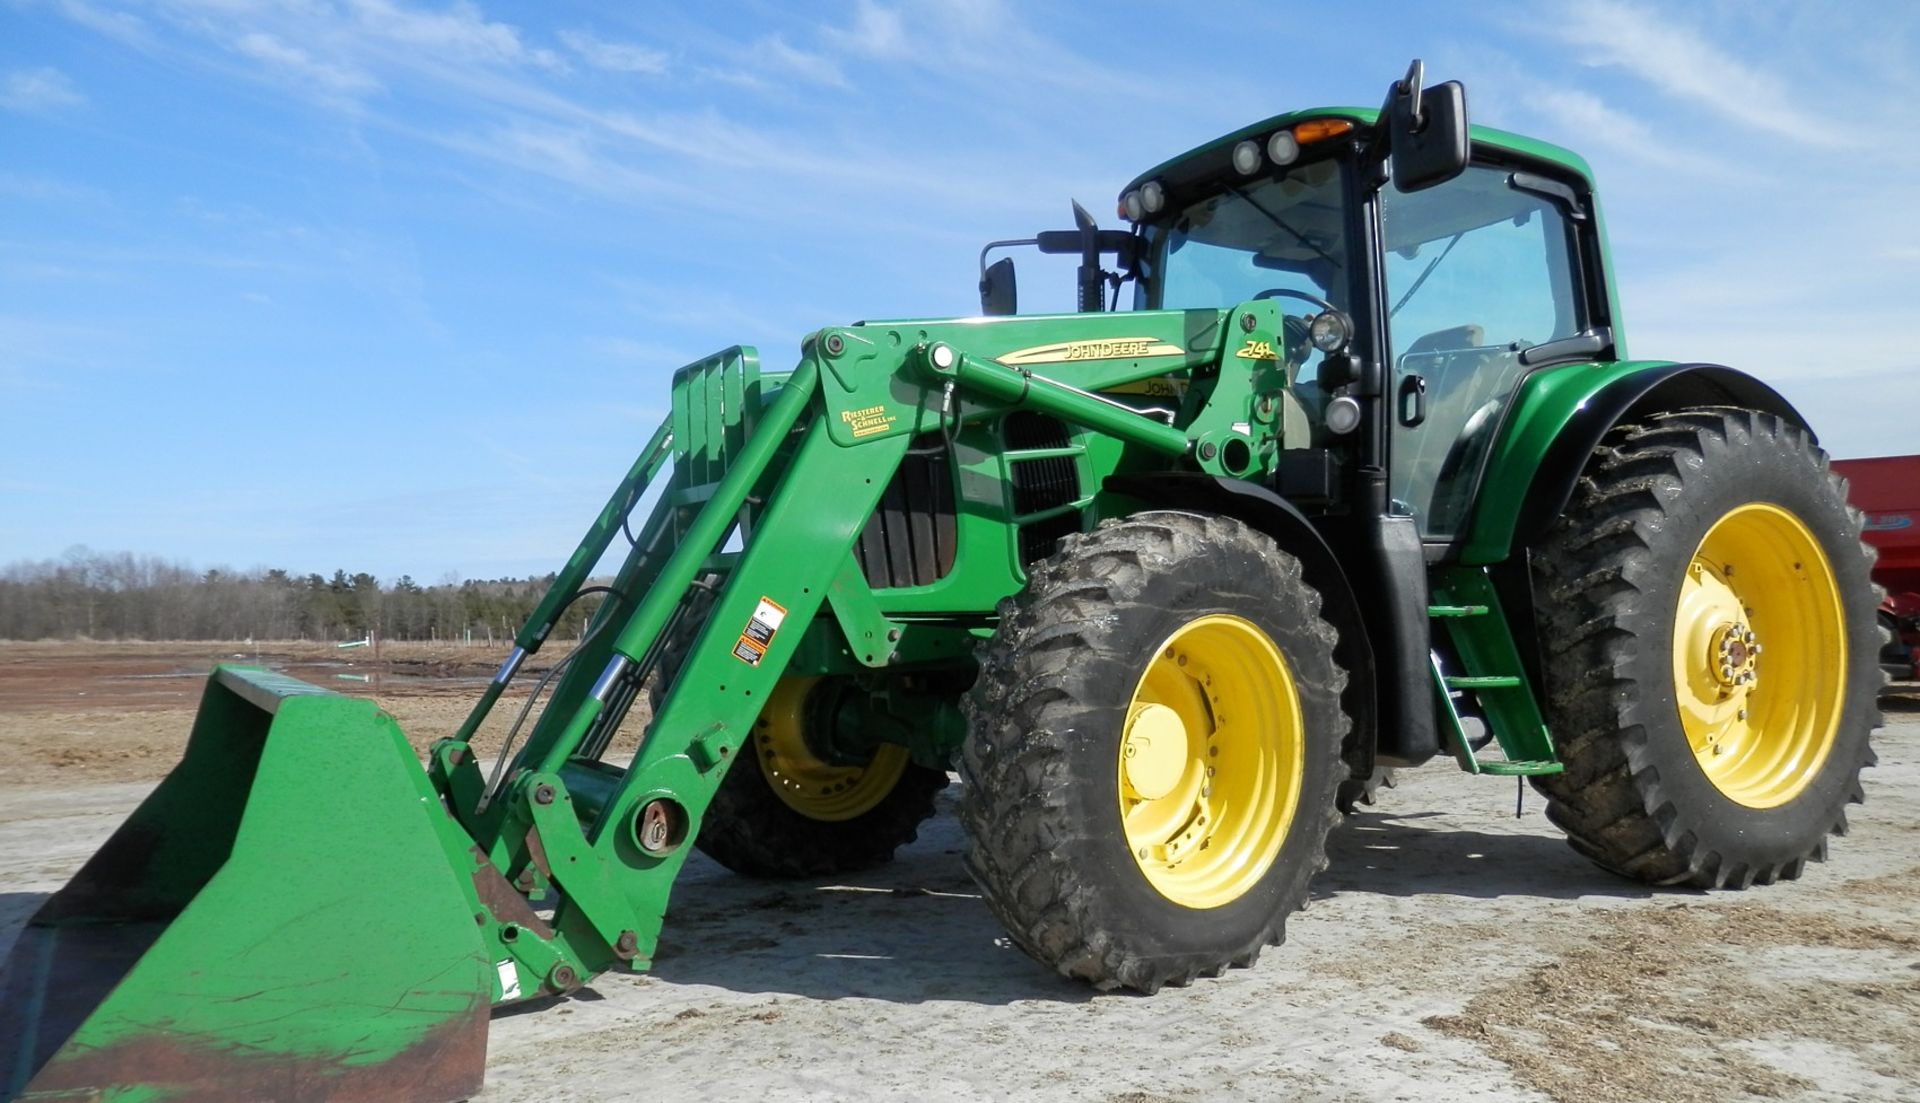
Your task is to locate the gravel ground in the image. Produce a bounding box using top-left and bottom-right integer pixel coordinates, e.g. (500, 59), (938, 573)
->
(2, 667), (1915, 1103)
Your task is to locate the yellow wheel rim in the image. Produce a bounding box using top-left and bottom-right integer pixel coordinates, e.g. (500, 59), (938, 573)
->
(1118, 614), (1305, 909)
(1671, 503), (1846, 808)
(752, 677), (910, 822)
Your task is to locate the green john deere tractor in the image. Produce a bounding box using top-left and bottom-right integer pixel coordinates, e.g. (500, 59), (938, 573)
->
(1, 61), (1881, 1101)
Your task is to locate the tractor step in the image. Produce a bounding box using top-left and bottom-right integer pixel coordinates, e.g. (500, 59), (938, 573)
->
(1427, 567), (1563, 777)
(1474, 760), (1564, 776)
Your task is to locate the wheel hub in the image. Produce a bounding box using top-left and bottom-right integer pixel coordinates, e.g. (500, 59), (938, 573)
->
(1670, 503), (1846, 808)
(1708, 622), (1759, 688)
(1123, 703), (1188, 800)
(754, 677), (911, 822)
(1118, 615), (1303, 910)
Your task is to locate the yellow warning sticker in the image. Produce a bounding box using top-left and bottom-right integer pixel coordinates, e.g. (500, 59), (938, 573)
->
(733, 596), (788, 665)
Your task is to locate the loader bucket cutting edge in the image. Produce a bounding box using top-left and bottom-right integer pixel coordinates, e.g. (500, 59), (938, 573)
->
(0, 666), (494, 1103)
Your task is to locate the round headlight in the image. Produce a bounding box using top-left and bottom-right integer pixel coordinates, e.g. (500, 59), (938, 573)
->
(1324, 395), (1363, 435)
(1267, 131), (1299, 166)
(1308, 310), (1352, 353)
(1122, 190), (1144, 221)
(1140, 179), (1165, 213)
(1231, 140), (1262, 175)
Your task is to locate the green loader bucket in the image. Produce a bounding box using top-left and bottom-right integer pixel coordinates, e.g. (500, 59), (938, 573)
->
(1, 667), (494, 1102)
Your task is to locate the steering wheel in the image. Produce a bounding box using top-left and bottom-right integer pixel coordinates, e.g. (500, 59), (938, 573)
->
(1254, 287), (1338, 315)
(1254, 288), (1336, 367)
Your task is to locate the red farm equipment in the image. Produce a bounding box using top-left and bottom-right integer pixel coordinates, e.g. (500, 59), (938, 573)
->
(1835, 454), (1920, 681)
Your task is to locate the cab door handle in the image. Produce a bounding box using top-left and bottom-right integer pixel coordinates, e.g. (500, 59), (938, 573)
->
(1397, 373), (1427, 427)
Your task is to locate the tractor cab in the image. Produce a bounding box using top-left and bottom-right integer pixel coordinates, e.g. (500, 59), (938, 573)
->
(982, 62), (1617, 546)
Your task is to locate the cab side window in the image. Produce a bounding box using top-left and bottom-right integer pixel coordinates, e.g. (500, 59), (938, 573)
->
(1382, 164), (1583, 538)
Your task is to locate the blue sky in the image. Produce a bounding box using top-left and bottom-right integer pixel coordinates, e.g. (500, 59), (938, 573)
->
(3, 0), (1916, 581)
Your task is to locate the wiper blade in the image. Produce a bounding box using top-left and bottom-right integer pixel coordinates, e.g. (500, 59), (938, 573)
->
(1390, 230), (1464, 318)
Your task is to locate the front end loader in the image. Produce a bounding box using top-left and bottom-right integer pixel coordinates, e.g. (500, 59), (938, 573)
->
(2, 62), (1881, 1101)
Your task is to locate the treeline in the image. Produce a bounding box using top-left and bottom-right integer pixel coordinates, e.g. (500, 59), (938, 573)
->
(0, 547), (604, 642)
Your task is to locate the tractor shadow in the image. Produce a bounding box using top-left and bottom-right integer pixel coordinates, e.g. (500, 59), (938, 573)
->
(646, 789), (1660, 1005)
(1879, 683), (1920, 713)
(647, 806), (1087, 1006)
(0, 892), (50, 960)
(1316, 811), (1658, 903)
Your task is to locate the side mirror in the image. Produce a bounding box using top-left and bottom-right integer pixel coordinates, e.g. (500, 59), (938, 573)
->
(980, 256), (1017, 316)
(1383, 59), (1469, 192)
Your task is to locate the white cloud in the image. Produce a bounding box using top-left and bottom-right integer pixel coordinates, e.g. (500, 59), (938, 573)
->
(1526, 87), (1725, 177)
(52, 0), (148, 45)
(818, 0), (1130, 99)
(0, 172), (109, 204)
(233, 32), (380, 96)
(758, 36), (847, 89)
(346, 0), (559, 69)
(558, 29), (667, 75)
(1547, 0), (1860, 147)
(0, 67), (87, 113)
(828, 0), (907, 57)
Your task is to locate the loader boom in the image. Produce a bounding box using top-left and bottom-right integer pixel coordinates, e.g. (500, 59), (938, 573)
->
(436, 303), (1295, 991)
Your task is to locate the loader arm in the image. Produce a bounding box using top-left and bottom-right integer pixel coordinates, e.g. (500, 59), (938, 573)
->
(426, 304), (1294, 1004)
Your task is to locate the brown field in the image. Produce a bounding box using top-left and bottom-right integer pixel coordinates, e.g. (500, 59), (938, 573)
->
(0, 639), (543, 788)
(2, 641), (1917, 1102)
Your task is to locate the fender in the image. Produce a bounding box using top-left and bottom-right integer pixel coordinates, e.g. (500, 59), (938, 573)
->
(1104, 472), (1383, 777)
(1458, 361), (1810, 566)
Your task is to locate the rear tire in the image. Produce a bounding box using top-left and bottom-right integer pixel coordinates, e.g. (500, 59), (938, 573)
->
(1336, 768), (1396, 815)
(961, 512), (1348, 992)
(1529, 408), (1880, 888)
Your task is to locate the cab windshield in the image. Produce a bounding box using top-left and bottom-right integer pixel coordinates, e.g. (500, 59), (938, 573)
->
(1136, 157), (1353, 382)
(1136, 157), (1351, 317)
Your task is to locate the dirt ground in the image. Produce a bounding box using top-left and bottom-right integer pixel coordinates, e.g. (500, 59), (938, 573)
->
(1, 642), (1916, 1102)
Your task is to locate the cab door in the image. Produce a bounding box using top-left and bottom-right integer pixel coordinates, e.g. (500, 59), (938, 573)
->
(1378, 163), (1590, 542)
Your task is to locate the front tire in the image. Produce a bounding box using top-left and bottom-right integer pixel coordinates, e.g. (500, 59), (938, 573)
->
(1530, 408), (1880, 887)
(960, 512), (1349, 992)
(695, 677), (948, 879)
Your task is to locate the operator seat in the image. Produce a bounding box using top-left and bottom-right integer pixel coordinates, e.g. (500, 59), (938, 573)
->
(1395, 324), (1487, 523)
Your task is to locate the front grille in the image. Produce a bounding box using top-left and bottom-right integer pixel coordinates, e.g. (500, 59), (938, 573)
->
(854, 434), (957, 589)
(1007, 414), (1083, 566)
(1003, 410), (1073, 449)
(1010, 455), (1079, 516)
